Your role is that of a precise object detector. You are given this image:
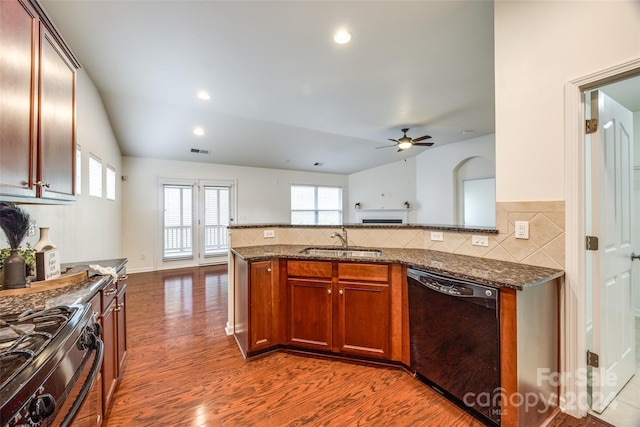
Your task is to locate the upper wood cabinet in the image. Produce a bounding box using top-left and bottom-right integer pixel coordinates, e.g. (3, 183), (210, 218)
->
(0, 0), (78, 202)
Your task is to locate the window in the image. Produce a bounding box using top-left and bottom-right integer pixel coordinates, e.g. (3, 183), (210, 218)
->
(75, 145), (81, 195)
(163, 184), (194, 260)
(88, 155), (102, 198)
(203, 185), (230, 256)
(291, 185), (342, 225)
(106, 165), (116, 200)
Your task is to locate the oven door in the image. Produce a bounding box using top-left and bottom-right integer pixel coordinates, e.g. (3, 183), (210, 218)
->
(4, 322), (103, 427)
(51, 331), (104, 427)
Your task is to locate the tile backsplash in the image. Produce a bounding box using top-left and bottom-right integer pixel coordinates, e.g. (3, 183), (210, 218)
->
(230, 201), (565, 270)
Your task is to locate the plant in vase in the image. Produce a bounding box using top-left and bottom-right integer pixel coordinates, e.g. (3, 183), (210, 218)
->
(0, 202), (31, 289)
(0, 243), (36, 277)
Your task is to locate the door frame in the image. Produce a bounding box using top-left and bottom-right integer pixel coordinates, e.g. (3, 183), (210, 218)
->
(563, 57), (640, 418)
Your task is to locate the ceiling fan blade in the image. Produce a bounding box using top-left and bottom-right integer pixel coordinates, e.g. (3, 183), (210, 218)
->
(376, 145), (396, 149)
(413, 142), (434, 147)
(388, 138), (399, 143)
(412, 135), (432, 142)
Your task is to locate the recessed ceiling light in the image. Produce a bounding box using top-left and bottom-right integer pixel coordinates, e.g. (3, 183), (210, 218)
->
(197, 91), (210, 100)
(193, 127), (205, 136)
(334, 30), (351, 45)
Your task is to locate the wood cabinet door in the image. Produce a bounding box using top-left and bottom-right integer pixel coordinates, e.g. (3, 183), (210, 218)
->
(101, 298), (118, 413)
(0, 0), (38, 197)
(288, 278), (333, 351)
(249, 260), (276, 351)
(37, 24), (75, 200)
(337, 281), (390, 359)
(115, 285), (127, 377)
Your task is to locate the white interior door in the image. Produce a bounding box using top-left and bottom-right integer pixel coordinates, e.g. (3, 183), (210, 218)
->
(589, 90), (636, 413)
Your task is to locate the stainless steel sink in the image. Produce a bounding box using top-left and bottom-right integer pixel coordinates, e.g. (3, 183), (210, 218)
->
(300, 248), (382, 258)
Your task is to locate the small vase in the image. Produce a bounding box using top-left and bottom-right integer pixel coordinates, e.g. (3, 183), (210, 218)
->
(3, 249), (27, 289)
(34, 227), (56, 252)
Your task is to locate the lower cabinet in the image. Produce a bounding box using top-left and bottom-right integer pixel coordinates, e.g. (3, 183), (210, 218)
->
(287, 260), (391, 360)
(233, 256), (397, 361)
(337, 263), (390, 358)
(233, 258), (282, 356)
(288, 261), (333, 351)
(90, 269), (127, 423)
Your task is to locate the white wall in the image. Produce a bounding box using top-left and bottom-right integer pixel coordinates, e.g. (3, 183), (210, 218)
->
(415, 133), (495, 224)
(121, 156), (348, 272)
(347, 157), (417, 223)
(1, 70), (123, 264)
(494, 0), (640, 202)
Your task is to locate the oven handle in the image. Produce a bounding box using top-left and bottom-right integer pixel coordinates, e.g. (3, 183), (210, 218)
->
(60, 334), (104, 427)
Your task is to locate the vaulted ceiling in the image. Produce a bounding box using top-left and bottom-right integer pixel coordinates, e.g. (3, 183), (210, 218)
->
(41, 1), (496, 174)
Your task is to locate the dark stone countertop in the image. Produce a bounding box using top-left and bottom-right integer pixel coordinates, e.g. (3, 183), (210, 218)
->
(0, 258), (128, 315)
(230, 245), (563, 291)
(228, 223), (499, 234)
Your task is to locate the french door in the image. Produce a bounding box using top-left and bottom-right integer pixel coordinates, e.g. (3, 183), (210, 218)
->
(161, 179), (235, 267)
(199, 181), (234, 264)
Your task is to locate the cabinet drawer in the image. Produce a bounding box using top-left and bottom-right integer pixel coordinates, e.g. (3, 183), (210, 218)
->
(101, 280), (118, 313)
(287, 260), (332, 279)
(338, 263), (388, 282)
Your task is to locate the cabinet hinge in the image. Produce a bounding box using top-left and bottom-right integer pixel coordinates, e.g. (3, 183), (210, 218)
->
(586, 119), (598, 134)
(586, 236), (599, 251)
(587, 350), (599, 368)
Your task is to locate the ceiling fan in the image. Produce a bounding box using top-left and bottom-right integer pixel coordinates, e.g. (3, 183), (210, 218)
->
(377, 128), (434, 151)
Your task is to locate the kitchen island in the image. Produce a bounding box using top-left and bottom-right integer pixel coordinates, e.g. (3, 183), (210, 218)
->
(231, 245), (563, 427)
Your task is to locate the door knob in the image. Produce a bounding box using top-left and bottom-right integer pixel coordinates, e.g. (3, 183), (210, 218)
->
(632, 253), (640, 261)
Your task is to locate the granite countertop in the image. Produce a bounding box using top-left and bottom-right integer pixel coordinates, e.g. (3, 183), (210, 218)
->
(0, 258), (128, 315)
(231, 245), (564, 291)
(228, 223), (499, 234)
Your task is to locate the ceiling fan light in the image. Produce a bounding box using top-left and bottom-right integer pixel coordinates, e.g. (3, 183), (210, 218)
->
(398, 141), (412, 150)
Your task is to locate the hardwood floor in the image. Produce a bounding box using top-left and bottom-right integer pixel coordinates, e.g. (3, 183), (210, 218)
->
(103, 266), (613, 427)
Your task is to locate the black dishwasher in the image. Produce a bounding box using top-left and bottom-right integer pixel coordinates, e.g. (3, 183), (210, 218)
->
(408, 268), (500, 426)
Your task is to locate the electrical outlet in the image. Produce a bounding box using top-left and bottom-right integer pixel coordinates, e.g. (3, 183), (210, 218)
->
(471, 235), (489, 247)
(28, 222), (36, 237)
(430, 231), (444, 241)
(515, 221), (529, 239)
(263, 230), (275, 238)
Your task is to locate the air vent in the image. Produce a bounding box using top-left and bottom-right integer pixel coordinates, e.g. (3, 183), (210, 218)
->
(190, 148), (209, 154)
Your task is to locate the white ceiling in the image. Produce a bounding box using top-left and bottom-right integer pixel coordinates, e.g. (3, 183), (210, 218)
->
(40, 0), (496, 174)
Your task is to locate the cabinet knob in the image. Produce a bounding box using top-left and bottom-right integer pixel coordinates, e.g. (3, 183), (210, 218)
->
(327, 288), (332, 295)
(35, 181), (51, 188)
(339, 289), (343, 295)
(267, 268), (272, 272)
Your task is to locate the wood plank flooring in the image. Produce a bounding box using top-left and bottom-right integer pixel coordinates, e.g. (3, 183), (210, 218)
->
(103, 265), (614, 427)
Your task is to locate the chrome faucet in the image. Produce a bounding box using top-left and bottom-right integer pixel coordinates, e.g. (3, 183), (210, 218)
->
(330, 227), (348, 249)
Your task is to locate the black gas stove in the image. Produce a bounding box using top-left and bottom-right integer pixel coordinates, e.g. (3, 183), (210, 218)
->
(0, 304), (103, 427)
